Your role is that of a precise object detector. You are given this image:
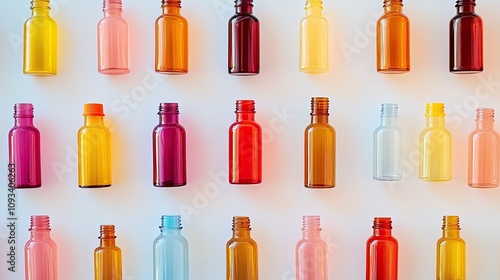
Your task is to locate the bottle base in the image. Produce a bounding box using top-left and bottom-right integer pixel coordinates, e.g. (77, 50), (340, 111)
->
(15, 184), (42, 189)
(155, 68), (188, 75)
(228, 71), (259, 76)
(373, 176), (402, 181)
(305, 184), (335, 189)
(450, 68), (483, 74)
(79, 184), (112, 188)
(468, 183), (499, 188)
(300, 67), (328, 74)
(99, 68), (130, 75)
(419, 176), (451, 182)
(377, 68), (409, 74)
(229, 179), (262, 184)
(23, 70), (57, 76)
(154, 182), (187, 187)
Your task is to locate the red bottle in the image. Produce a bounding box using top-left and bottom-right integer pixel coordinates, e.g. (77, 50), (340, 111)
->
(229, 100), (262, 184)
(366, 217), (398, 280)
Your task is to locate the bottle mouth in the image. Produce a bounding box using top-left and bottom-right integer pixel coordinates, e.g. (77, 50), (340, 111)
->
(425, 103), (446, 117)
(235, 0), (254, 7)
(29, 215), (51, 231)
(476, 108), (494, 121)
(158, 103), (179, 114)
(14, 103), (34, 118)
(232, 216), (251, 230)
(235, 100), (256, 113)
(373, 217), (392, 229)
(162, 0), (182, 8)
(455, 0), (476, 7)
(383, 0), (403, 7)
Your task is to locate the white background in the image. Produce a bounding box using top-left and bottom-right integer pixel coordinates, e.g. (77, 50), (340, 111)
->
(1, 0), (500, 279)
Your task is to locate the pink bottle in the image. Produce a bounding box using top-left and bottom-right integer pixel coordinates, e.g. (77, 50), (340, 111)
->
(295, 215), (327, 280)
(25, 215), (58, 280)
(98, 0), (130, 74)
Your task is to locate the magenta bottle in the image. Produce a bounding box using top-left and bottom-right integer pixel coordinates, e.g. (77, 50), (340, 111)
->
(8, 103), (41, 188)
(296, 215), (328, 280)
(153, 103), (187, 187)
(25, 215), (58, 280)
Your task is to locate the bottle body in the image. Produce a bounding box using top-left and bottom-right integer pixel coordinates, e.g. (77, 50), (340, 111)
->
(373, 103), (402, 181)
(95, 225), (122, 280)
(226, 216), (258, 280)
(25, 215), (57, 280)
(366, 217), (398, 280)
(295, 216), (327, 280)
(436, 216), (466, 280)
(299, 0), (328, 74)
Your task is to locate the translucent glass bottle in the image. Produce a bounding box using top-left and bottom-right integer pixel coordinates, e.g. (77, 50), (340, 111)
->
(228, 0), (260, 75)
(468, 108), (499, 188)
(78, 103), (112, 188)
(295, 216), (327, 280)
(376, 0), (410, 73)
(373, 103), (402, 181)
(8, 103), (41, 188)
(153, 103), (187, 187)
(299, 0), (328, 74)
(450, 0), (483, 73)
(98, 0), (130, 75)
(366, 217), (398, 280)
(229, 100), (262, 184)
(304, 97), (335, 188)
(24, 0), (57, 75)
(25, 215), (57, 280)
(155, 0), (188, 74)
(226, 216), (258, 280)
(436, 216), (466, 280)
(419, 103), (452, 182)
(94, 225), (122, 280)
(153, 215), (189, 280)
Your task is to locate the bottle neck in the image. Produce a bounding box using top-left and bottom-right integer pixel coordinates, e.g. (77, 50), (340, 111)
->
(426, 116), (445, 127)
(236, 112), (255, 121)
(233, 228), (251, 238)
(310, 97), (329, 124)
(84, 116), (104, 126)
(372, 217), (392, 236)
(235, 0), (253, 14)
(381, 116), (398, 126)
(476, 108), (495, 129)
(31, 231), (51, 239)
(160, 113), (179, 124)
(384, 1), (403, 13)
(477, 120), (494, 130)
(373, 228), (392, 236)
(162, 0), (181, 14)
(32, 1), (51, 16)
(311, 115), (328, 124)
(443, 228), (460, 238)
(302, 216), (321, 239)
(232, 216), (251, 238)
(29, 215), (51, 239)
(442, 216), (461, 238)
(305, 0), (323, 16)
(159, 215), (183, 236)
(456, 1), (475, 13)
(15, 117), (34, 126)
(99, 225), (116, 247)
(235, 100), (256, 121)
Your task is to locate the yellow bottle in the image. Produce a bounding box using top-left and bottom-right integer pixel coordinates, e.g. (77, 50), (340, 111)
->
(299, 0), (328, 74)
(436, 216), (466, 280)
(419, 103), (452, 181)
(24, 0), (57, 76)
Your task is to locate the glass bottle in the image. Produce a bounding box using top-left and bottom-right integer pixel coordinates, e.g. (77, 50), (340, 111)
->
(155, 0), (188, 74)
(153, 103), (187, 187)
(153, 215), (189, 280)
(98, 0), (130, 75)
(226, 216), (258, 280)
(8, 103), (41, 188)
(436, 216), (466, 280)
(78, 103), (112, 188)
(376, 0), (410, 74)
(299, 0), (328, 74)
(419, 103), (452, 182)
(366, 217), (398, 280)
(304, 97), (335, 188)
(229, 100), (262, 184)
(373, 103), (402, 181)
(468, 108), (499, 188)
(449, 0), (483, 73)
(94, 225), (122, 280)
(295, 215), (327, 280)
(228, 0), (260, 75)
(24, 0), (57, 75)
(25, 215), (57, 280)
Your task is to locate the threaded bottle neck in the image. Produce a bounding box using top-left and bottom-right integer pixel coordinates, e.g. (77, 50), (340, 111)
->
(380, 103), (398, 125)
(235, 100), (256, 121)
(235, 0), (253, 14)
(373, 217), (392, 236)
(158, 103), (180, 124)
(99, 225), (116, 246)
(310, 97), (329, 124)
(425, 103), (445, 127)
(302, 216), (321, 238)
(476, 108), (494, 129)
(103, 0), (122, 12)
(31, 0), (50, 10)
(160, 215), (182, 230)
(456, 0), (475, 13)
(232, 216), (251, 238)
(14, 103), (34, 118)
(442, 216), (461, 238)
(383, 0), (403, 12)
(29, 215), (51, 231)
(162, 0), (181, 8)
(305, 0), (322, 15)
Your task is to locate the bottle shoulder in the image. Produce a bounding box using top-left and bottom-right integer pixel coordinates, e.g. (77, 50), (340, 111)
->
(301, 14), (328, 24)
(25, 15), (57, 26)
(78, 125), (111, 134)
(451, 12), (483, 23)
(367, 235), (398, 244)
(296, 237), (328, 248)
(153, 123), (186, 133)
(374, 125), (402, 134)
(437, 236), (466, 245)
(420, 126), (451, 136)
(305, 123), (335, 132)
(9, 125), (40, 135)
(469, 129), (499, 138)
(226, 237), (257, 247)
(156, 13), (188, 24)
(230, 120), (262, 130)
(229, 14), (259, 24)
(98, 15), (128, 26)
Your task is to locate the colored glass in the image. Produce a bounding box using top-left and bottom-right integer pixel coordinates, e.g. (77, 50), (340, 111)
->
(153, 215), (189, 280)
(229, 100), (262, 184)
(78, 103), (112, 188)
(8, 103), (41, 188)
(419, 103), (452, 182)
(373, 103), (402, 181)
(226, 216), (258, 280)
(436, 216), (466, 280)
(155, 0), (188, 74)
(450, 0), (483, 73)
(24, 0), (57, 75)
(25, 215), (57, 280)
(376, 0), (409, 73)
(296, 216), (327, 280)
(299, 0), (328, 74)
(366, 217), (398, 280)
(228, 0), (260, 75)
(95, 225), (122, 280)
(98, 0), (130, 75)
(304, 97), (335, 188)
(468, 108), (499, 188)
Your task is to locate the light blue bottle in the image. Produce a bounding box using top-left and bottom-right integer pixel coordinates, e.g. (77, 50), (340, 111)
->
(153, 215), (189, 280)
(373, 103), (402, 181)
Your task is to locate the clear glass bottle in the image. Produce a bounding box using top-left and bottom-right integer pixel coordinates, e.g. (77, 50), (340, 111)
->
(78, 103), (112, 188)
(8, 103), (41, 188)
(366, 217), (398, 280)
(419, 103), (452, 181)
(153, 215), (189, 280)
(468, 108), (499, 188)
(304, 97), (336, 188)
(295, 215), (327, 280)
(24, 0), (57, 75)
(229, 100), (262, 184)
(98, 0), (130, 75)
(228, 0), (260, 75)
(153, 103), (187, 187)
(226, 216), (258, 280)
(436, 216), (466, 280)
(299, 0), (328, 74)
(94, 225), (122, 280)
(376, 0), (410, 73)
(373, 103), (402, 181)
(25, 215), (57, 280)
(155, 0), (188, 74)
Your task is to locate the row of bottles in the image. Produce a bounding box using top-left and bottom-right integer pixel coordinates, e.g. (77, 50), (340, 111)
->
(21, 0), (482, 76)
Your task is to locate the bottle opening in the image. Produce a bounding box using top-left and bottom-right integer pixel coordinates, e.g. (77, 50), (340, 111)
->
(476, 108), (494, 122)
(159, 103), (180, 114)
(14, 103), (34, 118)
(425, 103), (446, 117)
(232, 216), (251, 230)
(383, 0), (403, 7)
(456, 0), (476, 7)
(381, 103), (398, 117)
(99, 225), (116, 239)
(373, 217), (392, 229)
(310, 97), (329, 116)
(235, 0), (254, 7)
(442, 216), (460, 230)
(162, 0), (182, 8)
(29, 215), (51, 231)
(103, 0), (123, 10)
(31, 0), (51, 9)
(305, 0), (323, 9)
(84, 103), (105, 116)
(235, 100), (256, 113)
(161, 215), (183, 229)
(302, 215), (321, 231)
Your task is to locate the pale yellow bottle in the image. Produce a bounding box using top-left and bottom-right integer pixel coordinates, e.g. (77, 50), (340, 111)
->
(419, 103), (452, 181)
(24, 0), (57, 76)
(299, 0), (328, 74)
(436, 216), (466, 280)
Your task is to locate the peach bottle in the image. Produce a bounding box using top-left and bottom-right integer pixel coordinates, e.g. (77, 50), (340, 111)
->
(24, 215), (57, 280)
